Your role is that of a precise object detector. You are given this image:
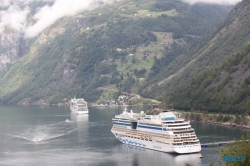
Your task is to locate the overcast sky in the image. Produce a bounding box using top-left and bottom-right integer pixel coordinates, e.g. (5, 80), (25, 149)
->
(0, 0), (242, 38)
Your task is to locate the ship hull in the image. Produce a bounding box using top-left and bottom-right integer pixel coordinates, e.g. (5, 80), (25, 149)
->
(113, 134), (201, 154)
(115, 135), (175, 153)
(77, 110), (89, 114)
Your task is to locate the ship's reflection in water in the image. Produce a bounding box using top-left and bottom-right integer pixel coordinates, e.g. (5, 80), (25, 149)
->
(71, 113), (89, 141)
(70, 112), (89, 122)
(113, 144), (202, 166)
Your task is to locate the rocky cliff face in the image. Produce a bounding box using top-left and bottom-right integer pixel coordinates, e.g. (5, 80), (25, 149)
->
(0, 31), (26, 69)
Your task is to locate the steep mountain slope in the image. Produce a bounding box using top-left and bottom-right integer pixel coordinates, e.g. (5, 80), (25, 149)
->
(0, 0), (231, 104)
(140, 0), (250, 101)
(168, 43), (250, 114)
(0, 31), (26, 70)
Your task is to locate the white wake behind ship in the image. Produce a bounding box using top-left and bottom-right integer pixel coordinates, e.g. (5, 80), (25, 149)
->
(70, 98), (89, 114)
(111, 108), (201, 154)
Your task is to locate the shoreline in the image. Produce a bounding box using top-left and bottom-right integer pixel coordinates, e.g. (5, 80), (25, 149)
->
(191, 120), (250, 130)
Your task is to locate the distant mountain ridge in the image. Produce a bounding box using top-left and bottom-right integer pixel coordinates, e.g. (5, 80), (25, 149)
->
(0, 0), (232, 104)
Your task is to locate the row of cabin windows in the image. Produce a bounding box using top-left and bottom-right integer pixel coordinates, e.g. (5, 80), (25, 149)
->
(173, 139), (198, 143)
(168, 128), (192, 131)
(173, 130), (194, 134)
(163, 121), (185, 124)
(172, 142), (200, 146)
(115, 133), (153, 142)
(165, 124), (189, 127)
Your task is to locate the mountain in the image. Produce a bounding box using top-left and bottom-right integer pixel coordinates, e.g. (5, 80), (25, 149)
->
(140, 0), (250, 101)
(163, 0), (250, 114)
(0, 0), (232, 105)
(0, 31), (26, 70)
(168, 43), (250, 114)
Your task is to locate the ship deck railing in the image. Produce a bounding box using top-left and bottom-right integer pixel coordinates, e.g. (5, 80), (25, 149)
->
(168, 128), (194, 132)
(173, 136), (198, 140)
(172, 139), (199, 143)
(161, 119), (187, 123)
(174, 133), (196, 138)
(117, 133), (153, 141)
(163, 123), (190, 127)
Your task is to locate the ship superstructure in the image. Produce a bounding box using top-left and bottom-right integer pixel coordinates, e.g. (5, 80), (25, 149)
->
(70, 98), (88, 114)
(111, 109), (201, 154)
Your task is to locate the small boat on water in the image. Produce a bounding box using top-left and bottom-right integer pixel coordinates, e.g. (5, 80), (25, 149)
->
(70, 98), (88, 114)
(111, 108), (201, 154)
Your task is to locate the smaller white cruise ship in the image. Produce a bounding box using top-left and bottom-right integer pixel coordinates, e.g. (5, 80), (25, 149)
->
(111, 108), (201, 154)
(70, 98), (88, 114)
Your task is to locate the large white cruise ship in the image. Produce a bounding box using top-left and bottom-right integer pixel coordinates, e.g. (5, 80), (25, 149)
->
(111, 109), (201, 154)
(70, 98), (88, 114)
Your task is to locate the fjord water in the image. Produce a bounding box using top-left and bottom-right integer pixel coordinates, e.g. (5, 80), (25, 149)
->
(0, 106), (248, 166)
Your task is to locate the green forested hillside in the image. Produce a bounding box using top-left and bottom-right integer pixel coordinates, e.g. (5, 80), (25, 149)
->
(0, 0), (231, 104)
(140, 0), (250, 101)
(167, 43), (250, 115)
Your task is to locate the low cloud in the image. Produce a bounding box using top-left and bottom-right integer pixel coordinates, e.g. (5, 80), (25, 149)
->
(0, 0), (242, 38)
(0, 0), (109, 38)
(0, 5), (29, 32)
(0, 0), (11, 7)
(25, 0), (93, 38)
(181, 0), (241, 5)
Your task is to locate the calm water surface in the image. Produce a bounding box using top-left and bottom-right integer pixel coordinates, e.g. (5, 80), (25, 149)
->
(0, 106), (249, 166)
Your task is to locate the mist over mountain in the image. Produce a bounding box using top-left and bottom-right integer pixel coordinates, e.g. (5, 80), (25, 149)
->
(0, 0), (238, 38)
(0, 0), (235, 105)
(0, 0), (114, 38)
